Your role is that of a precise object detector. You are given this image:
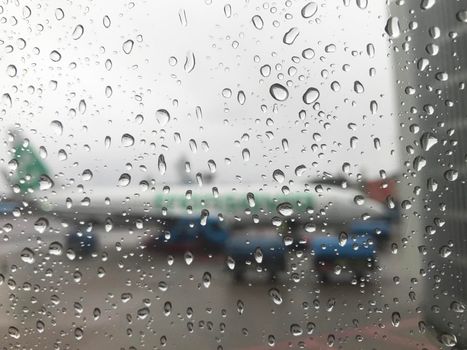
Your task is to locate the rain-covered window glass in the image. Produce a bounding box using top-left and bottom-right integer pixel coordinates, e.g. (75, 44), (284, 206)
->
(0, 0), (465, 348)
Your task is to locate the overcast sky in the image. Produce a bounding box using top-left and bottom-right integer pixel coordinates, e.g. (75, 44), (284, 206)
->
(0, 0), (399, 191)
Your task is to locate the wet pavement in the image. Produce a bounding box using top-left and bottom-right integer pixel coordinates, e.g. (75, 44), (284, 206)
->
(0, 215), (441, 349)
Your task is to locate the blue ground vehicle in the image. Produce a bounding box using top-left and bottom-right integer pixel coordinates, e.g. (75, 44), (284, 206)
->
(66, 225), (99, 257)
(312, 235), (377, 282)
(146, 218), (229, 254)
(224, 235), (286, 281)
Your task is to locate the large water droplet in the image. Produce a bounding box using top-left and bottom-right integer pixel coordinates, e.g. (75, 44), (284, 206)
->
(156, 109), (170, 126)
(391, 312), (401, 327)
(270, 83), (289, 101)
(121, 133), (135, 146)
(122, 39), (134, 54)
(20, 247), (35, 264)
(184, 51), (196, 73)
(420, 132), (438, 151)
(385, 17), (401, 38)
(277, 202), (293, 216)
(303, 87), (320, 104)
(273, 169), (285, 183)
(444, 169), (458, 182)
(301, 2), (318, 18)
(251, 15), (264, 29)
(72, 24), (84, 40)
(158, 154), (167, 175)
(290, 324), (303, 336)
(49, 50), (62, 62)
(49, 241), (63, 256)
(34, 217), (49, 233)
(295, 165), (307, 176)
(283, 27), (300, 45)
(268, 288), (282, 304)
(118, 173), (131, 187)
(184, 251), (194, 265)
(420, 0), (435, 10)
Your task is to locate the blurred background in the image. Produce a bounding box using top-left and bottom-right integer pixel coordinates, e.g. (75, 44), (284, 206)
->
(0, 0), (464, 349)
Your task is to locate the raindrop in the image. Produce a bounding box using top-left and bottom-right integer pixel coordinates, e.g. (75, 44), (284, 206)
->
(247, 192), (256, 207)
(23, 5), (32, 18)
(420, 132), (438, 151)
(237, 90), (246, 105)
(301, 2), (318, 18)
(49, 241), (63, 256)
(439, 245), (452, 258)
(450, 301), (465, 313)
(39, 175), (54, 190)
(20, 248), (35, 264)
(184, 51), (196, 73)
(302, 48), (315, 59)
(242, 148), (250, 161)
(391, 312), (401, 327)
(251, 15), (264, 30)
(270, 83), (289, 101)
(105, 86), (112, 97)
(354, 81), (364, 93)
(156, 109), (170, 126)
(163, 301), (172, 315)
(295, 165), (307, 176)
(178, 8), (188, 27)
(385, 17), (401, 38)
(444, 169), (458, 182)
(118, 173), (131, 187)
(202, 271), (211, 288)
(268, 288), (283, 305)
(224, 4), (232, 18)
(49, 50), (62, 62)
(158, 154), (167, 175)
(357, 0), (368, 9)
(207, 159), (216, 173)
(260, 64), (271, 77)
(103, 15), (111, 28)
(8, 326), (20, 339)
(277, 202), (293, 216)
(184, 251), (194, 265)
(420, 0), (435, 10)
(72, 25), (84, 40)
(338, 232), (348, 246)
(55, 8), (65, 20)
(290, 324), (303, 336)
(121, 133), (135, 146)
(354, 195), (365, 205)
(283, 27), (300, 45)
(440, 333), (457, 347)
(122, 39), (134, 54)
(303, 87), (320, 104)
(273, 169), (285, 183)
(34, 217), (49, 233)
(457, 10), (467, 22)
(121, 292), (132, 303)
(6, 64), (17, 77)
(36, 320), (45, 333)
(79, 99), (86, 114)
(200, 209), (209, 226)
(254, 247), (263, 263)
(137, 307), (150, 320)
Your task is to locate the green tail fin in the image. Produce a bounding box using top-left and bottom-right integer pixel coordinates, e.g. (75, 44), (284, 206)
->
(8, 131), (50, 194)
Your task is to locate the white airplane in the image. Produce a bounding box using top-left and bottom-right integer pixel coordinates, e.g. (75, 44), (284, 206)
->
(4, 129), (389, 234)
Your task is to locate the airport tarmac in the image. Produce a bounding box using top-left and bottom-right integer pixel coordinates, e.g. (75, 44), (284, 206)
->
(0, 214), (441, 349)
